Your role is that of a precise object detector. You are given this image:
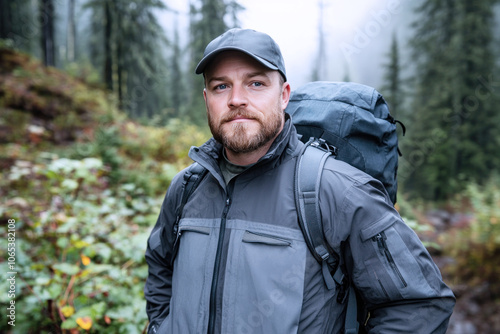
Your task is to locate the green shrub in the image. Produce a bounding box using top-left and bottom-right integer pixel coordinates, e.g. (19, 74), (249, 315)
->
(119, 118), (210, 165)
(0, 47), (212, 333)
(0, 156), (161, 333)
(442, 175), (500, 295)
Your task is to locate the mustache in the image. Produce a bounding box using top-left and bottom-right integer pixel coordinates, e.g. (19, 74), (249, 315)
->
(221, 110), (260, 123)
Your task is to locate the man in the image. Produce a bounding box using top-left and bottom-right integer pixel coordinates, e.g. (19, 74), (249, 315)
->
(144, 28), (455, 333)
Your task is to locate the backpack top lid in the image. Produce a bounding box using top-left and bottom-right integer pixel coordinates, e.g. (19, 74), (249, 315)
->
(289, 81), (378, 111)
(286, 81), (400, 204)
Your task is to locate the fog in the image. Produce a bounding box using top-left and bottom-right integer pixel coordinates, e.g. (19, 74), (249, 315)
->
(162, 0), (416, 91)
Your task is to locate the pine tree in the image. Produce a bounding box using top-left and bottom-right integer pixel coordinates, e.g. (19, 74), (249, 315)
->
(185, 0), (243, 125)
(227, 0), (244, 28)
(84, 0), (168, 118)
(87, 1), (104, 74)
(0, 0), (37, 53)
(311, 0), (327, 82)
(403, 0), (500, 200)
(381, 32), (403, 120)
(66, 0), (76, 62)
(168, 17), (184, 118)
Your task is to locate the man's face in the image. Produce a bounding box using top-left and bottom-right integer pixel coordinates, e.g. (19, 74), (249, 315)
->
(203, 51), (290, 155)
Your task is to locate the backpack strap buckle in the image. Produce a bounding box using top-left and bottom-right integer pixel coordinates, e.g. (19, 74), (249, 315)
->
(309, 138), (338, 156)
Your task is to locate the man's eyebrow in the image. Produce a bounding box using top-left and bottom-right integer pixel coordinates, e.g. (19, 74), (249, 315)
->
(245, 71), (272, 81)
(206, 71), (272, 85)
(206, 76), (227, 85)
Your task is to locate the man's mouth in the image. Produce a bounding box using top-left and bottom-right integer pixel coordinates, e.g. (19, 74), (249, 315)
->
(229, 116), (253, 122)
(224, 113), (258, 123)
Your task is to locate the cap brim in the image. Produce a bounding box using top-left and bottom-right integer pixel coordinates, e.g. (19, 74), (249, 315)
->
(195, 47), (279, 75)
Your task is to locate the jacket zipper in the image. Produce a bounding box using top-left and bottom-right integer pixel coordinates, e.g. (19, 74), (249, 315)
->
(373, 232), (407, 288)
(208, 195), (231, 334)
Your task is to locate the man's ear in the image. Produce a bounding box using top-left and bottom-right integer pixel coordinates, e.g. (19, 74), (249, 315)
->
(203, 88), (207, 103)
(281, 82), (291, 110)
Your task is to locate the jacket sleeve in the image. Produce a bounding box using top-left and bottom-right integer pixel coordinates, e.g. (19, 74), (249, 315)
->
(144, 174), (183, 333)
(323, 174), (456, 333)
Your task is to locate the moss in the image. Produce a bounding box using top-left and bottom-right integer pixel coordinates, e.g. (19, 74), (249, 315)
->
(0, 47), (120, 143)
(0, 46), (209, 196)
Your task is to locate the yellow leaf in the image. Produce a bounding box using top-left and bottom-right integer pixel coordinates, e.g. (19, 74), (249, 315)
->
(74, 240), (90, 249)
(61, 305), (75, 318)
(80, 254), (91, 266)
(76, 316), (92, 330)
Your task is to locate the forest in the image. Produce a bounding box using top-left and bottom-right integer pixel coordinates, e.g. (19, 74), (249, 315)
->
(0, 0), (499, 333)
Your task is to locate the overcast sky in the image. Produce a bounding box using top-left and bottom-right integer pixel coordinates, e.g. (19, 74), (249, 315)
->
(162, 0), (414, 90)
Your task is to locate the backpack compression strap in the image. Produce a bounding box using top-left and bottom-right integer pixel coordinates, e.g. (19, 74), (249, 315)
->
(294, 138), (359, 334)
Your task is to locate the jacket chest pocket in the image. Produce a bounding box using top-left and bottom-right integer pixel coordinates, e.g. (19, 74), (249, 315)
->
(222, 226), (307, 334)
(242, 230), (292, 246)
(173, 225), (211, 270)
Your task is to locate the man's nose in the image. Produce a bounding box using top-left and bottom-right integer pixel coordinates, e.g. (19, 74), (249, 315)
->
(228, 84), (248, 108)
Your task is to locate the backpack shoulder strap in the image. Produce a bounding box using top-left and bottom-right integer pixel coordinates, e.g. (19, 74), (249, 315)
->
(294, 138), (359, 334)
(294, 138), (339, 289)
(173, 162), (208, 236)
(171, 163), (208, 265)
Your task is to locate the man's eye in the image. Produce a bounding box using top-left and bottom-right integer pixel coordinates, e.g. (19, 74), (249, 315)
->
(252, 82), (263, 87)
(215, 84), (227, 90)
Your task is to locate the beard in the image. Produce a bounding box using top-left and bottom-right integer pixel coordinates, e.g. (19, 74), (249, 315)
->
(207, 102), (284, 154)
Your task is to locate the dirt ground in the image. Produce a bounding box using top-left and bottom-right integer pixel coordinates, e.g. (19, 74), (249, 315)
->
(425, 210), (500, 334)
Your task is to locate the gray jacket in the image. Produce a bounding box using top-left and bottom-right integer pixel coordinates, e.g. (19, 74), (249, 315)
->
(144, 118), (455, 333)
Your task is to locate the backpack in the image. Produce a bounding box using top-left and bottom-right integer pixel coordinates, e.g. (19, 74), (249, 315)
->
(288, 81), (405, 333)
(287, 81), (404, 204)
(175, 81), (404, 334)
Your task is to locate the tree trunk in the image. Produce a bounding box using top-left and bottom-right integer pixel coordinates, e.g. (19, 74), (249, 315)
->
(312, 0), (327, 81)
(104, 0), (113, 90)
(66, 0), (76, 62)
(0, 0), (12, 40)
(39, 0), (55, 67)
(115, 0), (123, 107)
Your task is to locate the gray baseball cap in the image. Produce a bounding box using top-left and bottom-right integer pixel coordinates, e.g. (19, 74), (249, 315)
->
(195, 28), (287, 81)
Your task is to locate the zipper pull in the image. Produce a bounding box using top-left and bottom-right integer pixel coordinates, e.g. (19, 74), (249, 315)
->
(173, 220), (179, 236)
(373, 233), (386, 256)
